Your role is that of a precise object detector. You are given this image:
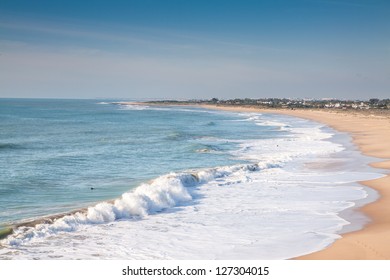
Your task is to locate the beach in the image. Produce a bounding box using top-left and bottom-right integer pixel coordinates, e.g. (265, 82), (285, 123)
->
(1, 99), (381, 260)
(200, 104), (390, 260)
(1, 100), (388, 259)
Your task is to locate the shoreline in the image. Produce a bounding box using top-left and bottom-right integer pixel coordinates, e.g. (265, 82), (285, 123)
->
(197, 104), (390, 259)
(3, 101), (389, 259)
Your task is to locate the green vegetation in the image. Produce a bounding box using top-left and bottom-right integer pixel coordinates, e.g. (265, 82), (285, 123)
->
(147, 98), (390, 111)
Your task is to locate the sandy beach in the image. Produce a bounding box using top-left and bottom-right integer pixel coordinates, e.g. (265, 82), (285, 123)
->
(199, 104), (390, 260)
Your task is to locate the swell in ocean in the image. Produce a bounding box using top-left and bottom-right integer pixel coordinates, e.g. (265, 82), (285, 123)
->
(2, 162), (275, 246)
(0, 102), (384, 259)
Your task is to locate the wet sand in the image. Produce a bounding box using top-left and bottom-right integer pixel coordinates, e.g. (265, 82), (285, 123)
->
(200, 104), (390, 259)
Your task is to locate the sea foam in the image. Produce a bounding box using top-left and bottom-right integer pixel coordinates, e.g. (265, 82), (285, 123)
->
(4, 159), (282, 246)
(1, 117), (335, 246)
(0, 108), (383, 260)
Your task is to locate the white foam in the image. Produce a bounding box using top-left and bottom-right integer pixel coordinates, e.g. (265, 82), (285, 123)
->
(4, 173), (198, 245)
(1, 164), (375, 259)
(0, 112), (383, 259)
(118, 104), (150, 110)
(3, 160), (279, 247)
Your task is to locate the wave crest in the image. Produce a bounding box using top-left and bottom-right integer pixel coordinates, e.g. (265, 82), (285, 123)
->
(2, 162), (278, 246)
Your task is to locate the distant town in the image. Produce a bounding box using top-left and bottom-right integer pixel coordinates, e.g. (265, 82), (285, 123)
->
(146, 98), (390, 111)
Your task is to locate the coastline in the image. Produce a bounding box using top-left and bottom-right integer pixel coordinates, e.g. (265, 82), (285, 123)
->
(2, 101), (388, 259)
(198, 104), (390, 259)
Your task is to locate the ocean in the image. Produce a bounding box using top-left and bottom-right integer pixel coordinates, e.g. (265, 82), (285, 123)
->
(0, 99), (382, 259)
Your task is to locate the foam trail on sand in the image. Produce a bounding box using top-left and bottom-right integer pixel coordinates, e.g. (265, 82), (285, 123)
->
(0, 114), (344, 247)
(0, 108), (384, 259)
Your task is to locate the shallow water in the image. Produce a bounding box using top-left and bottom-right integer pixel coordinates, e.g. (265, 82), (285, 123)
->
(0, 99), (383, 259)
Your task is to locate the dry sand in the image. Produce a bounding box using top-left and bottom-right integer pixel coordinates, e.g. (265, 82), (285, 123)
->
(200, 104), (390, 260)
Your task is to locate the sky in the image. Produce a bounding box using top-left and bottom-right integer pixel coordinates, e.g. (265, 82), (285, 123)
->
(0, 0), (389, 100)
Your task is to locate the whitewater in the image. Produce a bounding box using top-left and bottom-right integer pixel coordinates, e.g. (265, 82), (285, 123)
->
(0, 99), (382, 259)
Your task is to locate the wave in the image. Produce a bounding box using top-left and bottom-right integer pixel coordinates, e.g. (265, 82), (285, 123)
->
(2, 161), (279, 246)
(0, 112), (342, 247)
(194, 143), (223, 154)
(0, 143), (23, 150)
(255, 120), (291, 129)
(241, 114), (291, 129)
(195, 148), (220, 154)
(118, 104), (150, 110)
(111, 103), (223, 115)
(231, 113), (291, 131)
(166, 131), (194, 141)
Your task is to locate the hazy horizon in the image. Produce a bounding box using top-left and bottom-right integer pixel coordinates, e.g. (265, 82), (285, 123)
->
(1, 0), (389, 100)
(0, 96), (387, 102)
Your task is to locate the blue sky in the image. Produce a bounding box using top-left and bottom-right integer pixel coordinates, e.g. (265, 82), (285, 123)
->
(0, 0), (389, 99)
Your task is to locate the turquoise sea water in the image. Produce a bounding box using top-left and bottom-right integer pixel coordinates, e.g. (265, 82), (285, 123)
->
(0, 99), (284, 227)
(0, 99), (382, 259)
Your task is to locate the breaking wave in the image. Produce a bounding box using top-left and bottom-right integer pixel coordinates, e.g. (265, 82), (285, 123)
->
(1, 111), (343, 248)
(2, 161), (279, 246)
